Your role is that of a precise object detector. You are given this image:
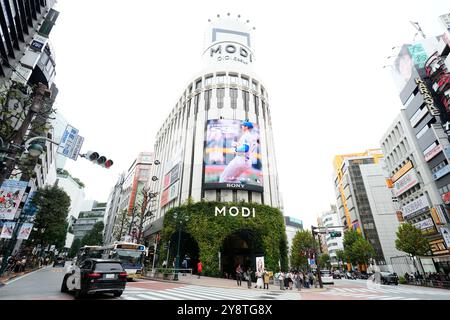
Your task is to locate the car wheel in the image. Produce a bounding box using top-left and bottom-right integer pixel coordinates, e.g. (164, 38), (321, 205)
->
(61, 275), (69, 293)
(74, 289), (85, 299)
(113, 291), (123, 297)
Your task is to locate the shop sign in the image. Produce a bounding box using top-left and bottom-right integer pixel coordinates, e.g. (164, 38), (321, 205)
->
(436, 205), (449, 224)
(393, 169), (419, 197)
(413, 217), (435, 230)
(442, 191), (450, 204)
(424, 144), (443, 162)
(432, 164), (450, 180)
(415, 78), (440, 116)
(439, 226), (450, 249)
(215, 206), (256, 218)
(391, 161), (413, 183)
(402, 195), (430, 218)
(430, 239), (448, 255)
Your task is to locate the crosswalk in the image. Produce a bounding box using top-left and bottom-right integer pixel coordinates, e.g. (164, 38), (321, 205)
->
(120, 285), (301, 300)
(320, 286), (450, 300)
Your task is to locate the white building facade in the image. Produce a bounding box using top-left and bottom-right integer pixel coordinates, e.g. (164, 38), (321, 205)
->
(145, 14), (281, 236)
(320, 206), (344, 266)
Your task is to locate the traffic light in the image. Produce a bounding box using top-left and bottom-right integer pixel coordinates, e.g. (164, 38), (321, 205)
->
(329, 231), (342, 238)
(84, 151), (114, 168)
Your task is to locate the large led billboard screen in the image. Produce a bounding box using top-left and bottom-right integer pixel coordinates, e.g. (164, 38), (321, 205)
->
(204, 119), (263, 192)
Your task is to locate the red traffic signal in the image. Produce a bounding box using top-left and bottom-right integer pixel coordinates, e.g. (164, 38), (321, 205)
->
(84, 151), (113, 169)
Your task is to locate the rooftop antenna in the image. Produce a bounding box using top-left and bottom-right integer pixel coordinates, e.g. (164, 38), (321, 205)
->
(410, 21), (426, 41)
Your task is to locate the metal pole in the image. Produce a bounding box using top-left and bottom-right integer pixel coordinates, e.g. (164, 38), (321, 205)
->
(175, 225), (181, 281)
(151, 241), (158, 271)
(165, 240), (170, 267)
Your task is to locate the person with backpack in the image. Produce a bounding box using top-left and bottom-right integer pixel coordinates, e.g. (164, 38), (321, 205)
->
(236, 264), (243, 286)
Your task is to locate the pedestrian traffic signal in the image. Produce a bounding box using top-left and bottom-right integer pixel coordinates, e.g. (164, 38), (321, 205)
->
(84, 151), (113, 169)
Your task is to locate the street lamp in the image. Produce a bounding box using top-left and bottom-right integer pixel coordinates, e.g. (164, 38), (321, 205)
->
(173, 212), (189, 281)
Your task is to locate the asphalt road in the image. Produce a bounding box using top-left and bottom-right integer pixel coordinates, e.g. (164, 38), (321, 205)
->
(1, 266), (450, 300)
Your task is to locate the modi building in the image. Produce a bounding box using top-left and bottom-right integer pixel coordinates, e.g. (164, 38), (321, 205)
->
(143, 14), (287, 277)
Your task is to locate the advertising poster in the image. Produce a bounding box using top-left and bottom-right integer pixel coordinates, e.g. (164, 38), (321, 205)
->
(0, 221), (16, 239)
(204, 119), (263, 192)
(256, 256), (265, 273)
(17, 223), (33, 240)
(0, 180), (29, 220)
(22, 191), (38, 217)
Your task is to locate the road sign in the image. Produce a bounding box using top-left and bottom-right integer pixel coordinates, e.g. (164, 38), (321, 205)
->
(57, 124), (84, 160)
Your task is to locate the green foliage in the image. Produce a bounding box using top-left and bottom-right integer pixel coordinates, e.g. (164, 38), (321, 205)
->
(289, 230), (316, 270)
(81, 221), (104, 246)
(343, 229), (375, 265)
(160, 201), (288, 277)
(398, 276), (407, 284)
(319, 253), (331, 270)
(113, 209), (131, 241)
(56, 168), (85, 188)
(335, 249), (345, 265)
(395, 223), (430, 257)
(29, 184), (71, 250)
(68, 238), (81, 258)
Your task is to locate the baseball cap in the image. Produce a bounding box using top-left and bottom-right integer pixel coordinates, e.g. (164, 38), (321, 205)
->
(242, 121), (254, 129)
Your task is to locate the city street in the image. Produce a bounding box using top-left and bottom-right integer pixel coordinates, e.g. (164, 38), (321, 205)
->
(1, 265), (450, 300)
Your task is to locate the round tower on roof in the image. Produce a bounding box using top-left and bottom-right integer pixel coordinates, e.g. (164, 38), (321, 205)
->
(202, 13), (256, 71)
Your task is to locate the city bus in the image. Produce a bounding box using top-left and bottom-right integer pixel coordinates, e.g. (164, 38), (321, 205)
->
(100, 242), (146, 280)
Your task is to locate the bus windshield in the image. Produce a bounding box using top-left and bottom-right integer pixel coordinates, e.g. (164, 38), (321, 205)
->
(113, 249), (144, 266)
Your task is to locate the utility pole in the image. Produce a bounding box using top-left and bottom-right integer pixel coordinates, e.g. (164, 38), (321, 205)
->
(311, 226), (323, 289)
(0, 83), (51, 185)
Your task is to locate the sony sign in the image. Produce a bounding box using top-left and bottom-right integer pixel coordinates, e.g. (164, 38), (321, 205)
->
(215, 206), (256, 218)
(210, 43), (253, 65)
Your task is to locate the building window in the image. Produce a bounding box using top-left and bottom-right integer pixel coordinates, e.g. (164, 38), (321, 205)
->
(431, 161), (447, 174)
(252, 81), (258, 91)
(253, 95), (259, 115)
(229, 74), (238, 85)
(204, 89), (212, 110)
(217, 74), (225, 84)
(241, 76), (249, 87)
(242, 91), (249, 112)
(205, 76), (213, 86)
(230, 88), (238, 109)
(195, 79), (202, 89)
(416, 124), (429, 139)
(217, 88), (225, 109)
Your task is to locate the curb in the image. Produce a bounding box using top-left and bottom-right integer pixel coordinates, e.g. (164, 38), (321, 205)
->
(0, 266), (44, 286)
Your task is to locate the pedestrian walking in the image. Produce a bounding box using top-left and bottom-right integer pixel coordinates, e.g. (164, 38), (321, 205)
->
(197, 260), (203, 279)
(236, 264), (243, 286)
(263, 270), (270, 289)
(181, 258), (188, 276)
(255, 270), (264, 289)
(245, 268), (253, 288)
(278, 271), (285, 290)
(162, 259), (167, 268)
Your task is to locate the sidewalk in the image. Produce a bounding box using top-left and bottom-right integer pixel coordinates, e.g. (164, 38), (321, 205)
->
(0, 266), (45, 287)
(141, 273), (327, 293)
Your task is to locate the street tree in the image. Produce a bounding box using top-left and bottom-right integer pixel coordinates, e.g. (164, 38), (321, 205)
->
(395, 223), (430, 274)
(290, 230), (316, 270)
(81, 221), (104, 246)
(343, 230), (375, 268)
(29, 184), (71, 250)
(68, 238), (82, 258)
(335, 249), (345, 269)
(319, 253), (331, 270)
(113, 209), (131, 241)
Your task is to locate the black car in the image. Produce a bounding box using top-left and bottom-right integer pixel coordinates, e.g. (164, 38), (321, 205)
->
(53, 256), (65, 267)
(380, 272), (399, 285)
(61, 258), (127, 298)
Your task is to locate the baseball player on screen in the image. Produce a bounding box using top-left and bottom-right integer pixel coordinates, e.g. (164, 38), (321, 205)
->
(219, 121), (258, 183)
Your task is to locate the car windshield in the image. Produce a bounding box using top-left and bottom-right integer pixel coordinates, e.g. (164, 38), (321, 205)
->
(95, 262), (124, 272)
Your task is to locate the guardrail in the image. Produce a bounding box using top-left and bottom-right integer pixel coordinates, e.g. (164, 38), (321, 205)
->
(406, 278), (450, 290)
(144, 268), (193, 282)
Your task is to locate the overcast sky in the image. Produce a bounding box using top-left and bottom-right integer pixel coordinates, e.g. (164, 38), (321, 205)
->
(50, 0), (449, 230)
